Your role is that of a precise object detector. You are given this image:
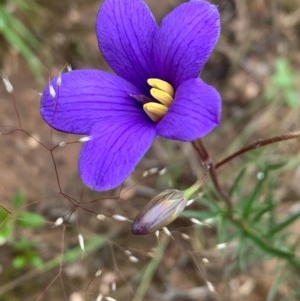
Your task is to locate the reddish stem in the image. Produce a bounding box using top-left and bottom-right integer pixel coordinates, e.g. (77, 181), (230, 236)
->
(215, 130), (300, 169)
(192, 140), (233, 209)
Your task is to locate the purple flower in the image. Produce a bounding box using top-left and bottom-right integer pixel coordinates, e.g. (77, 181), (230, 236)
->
(40, 0), (221, 191)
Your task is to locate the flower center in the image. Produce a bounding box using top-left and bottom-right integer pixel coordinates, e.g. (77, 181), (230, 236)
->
(143, 78), (174, 122)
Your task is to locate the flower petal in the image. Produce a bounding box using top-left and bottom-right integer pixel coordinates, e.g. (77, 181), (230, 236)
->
(96, 0), (157, 92)
(154, 0), (220, 87)
(156, 78), (221, 141)
(40, 70), (143, 134)
(79, 117), (156, 191)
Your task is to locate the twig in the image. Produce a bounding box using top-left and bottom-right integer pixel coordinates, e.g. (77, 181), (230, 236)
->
(215, 130), (300, 169)
(191, 140), (233, 209)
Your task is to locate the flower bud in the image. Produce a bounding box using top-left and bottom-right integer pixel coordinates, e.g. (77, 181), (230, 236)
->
(132, 189), (187, 235)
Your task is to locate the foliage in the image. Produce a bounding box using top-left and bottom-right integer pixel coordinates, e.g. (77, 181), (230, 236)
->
(0, 192), (46, 269)
(184, 161), (300, 300)
(266, 57), (299, 107)
(0, 0), (44, 80)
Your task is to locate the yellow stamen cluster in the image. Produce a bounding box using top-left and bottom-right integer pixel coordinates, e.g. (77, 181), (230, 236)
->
(143, 78), (174, 122)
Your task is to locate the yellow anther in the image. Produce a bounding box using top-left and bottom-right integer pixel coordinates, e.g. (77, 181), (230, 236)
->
(150, 88), (173, 107)
(147, 78), (174, 98)
(143, 102), (168, 122)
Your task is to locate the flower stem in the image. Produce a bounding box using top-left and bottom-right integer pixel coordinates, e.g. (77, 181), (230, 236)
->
(191, 139), (300, 267)
(215, 130), (300, 169)
(183, 168), (208, 200)
(191, 140), (233, 209)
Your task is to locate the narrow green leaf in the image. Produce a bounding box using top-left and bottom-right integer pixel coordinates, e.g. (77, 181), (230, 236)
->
(268, 212), (300, 236)
(182, 210), (218, 221)
(0, 223), (12, 245)
(251, 202), (275, 223)
(291, 234), (300, 253)
(217, 214), (229, 249)
(267, 267), (285, 301)
(30, 255), (43, 268)
(242, 171), (268, 218)
(0, 206), (10, 223)
(0, 8), (40, 48)
(0, 206), (12, 244)
(265, 185), (277, 229)
(132, 235), (169, 301)
(274, 58), (294, 89)
(236, 235), (248, 271)
(12, 238), (37, 250)
(230, 218), (300, 268)
(265, 162), (287, 171)
(229, 167), (247, 197)
(17, 212), (46, 228)
(0, 10), (43, 78)
(13, 191), (26, 209)
(13, 256), (27, 269)
(198, 194), (223, 213)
